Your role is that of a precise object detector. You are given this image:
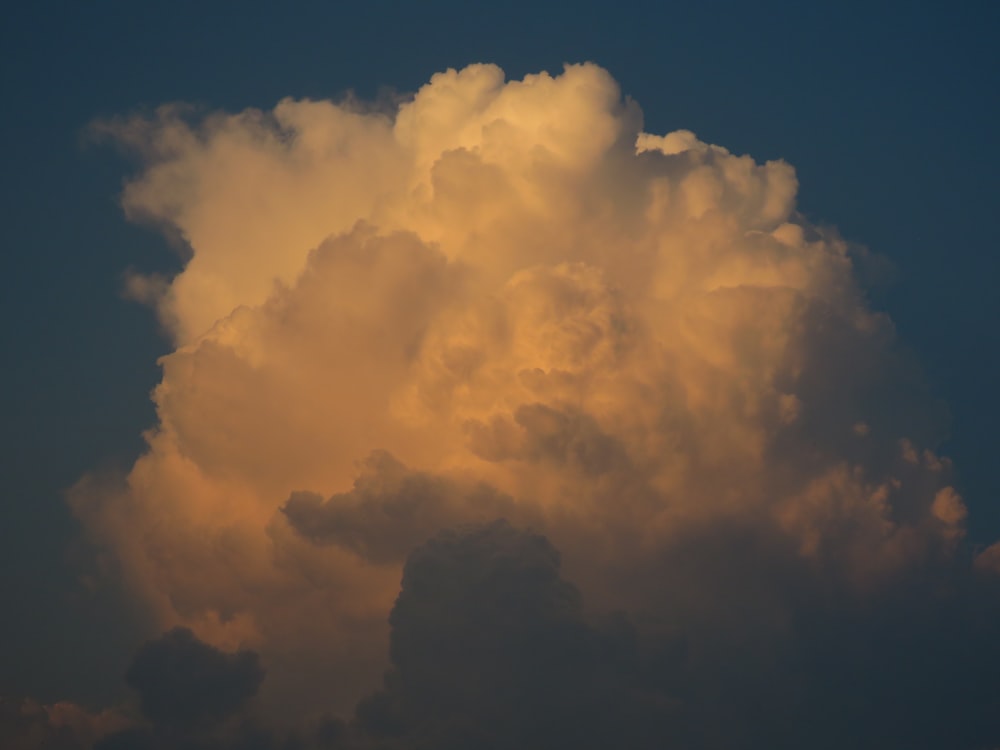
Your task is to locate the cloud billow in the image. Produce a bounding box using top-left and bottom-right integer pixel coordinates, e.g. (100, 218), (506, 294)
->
(348, 520), (682, 750)
(281, 451), (528, 565)
(124, 627), (263, 730)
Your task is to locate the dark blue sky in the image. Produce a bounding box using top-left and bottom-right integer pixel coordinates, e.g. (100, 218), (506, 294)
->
(2, 0), (998, 710)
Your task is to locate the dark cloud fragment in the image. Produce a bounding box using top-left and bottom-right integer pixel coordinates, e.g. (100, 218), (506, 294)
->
(0, 698), (87, 750)
(466, 403), (631, 475)
(124, 628), (264, 731)
(348, 520), (683, 750)
(282, 452), (532, 564)
(0, 696), (130, 750)
(93, 723), (303, 750)
(92, 727), (157, 750)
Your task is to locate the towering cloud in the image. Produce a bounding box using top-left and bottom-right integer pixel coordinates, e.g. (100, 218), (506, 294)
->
(64, 63), (1000, 745)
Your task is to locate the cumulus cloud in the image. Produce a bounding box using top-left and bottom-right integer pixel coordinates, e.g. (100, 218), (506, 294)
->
(56, 62), (1000, 746)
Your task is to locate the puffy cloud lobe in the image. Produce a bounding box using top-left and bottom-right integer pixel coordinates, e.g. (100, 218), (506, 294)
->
(281, 451), (532, 565)
(124, 628), (263, 730)
(68, 61), (999, 735)
(0, 698), (84, 750)
(347, 521), (682, 750)
(83, 630), (274, 750)
(0, 698), (127, 750)
(466, 402), (631, 475)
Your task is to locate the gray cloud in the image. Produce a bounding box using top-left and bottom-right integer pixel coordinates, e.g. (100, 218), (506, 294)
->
(466, 403), (632, 476)
(124, 628), (264, 731)
(281, 451), (535, 565)
(346, 520), (683, 750)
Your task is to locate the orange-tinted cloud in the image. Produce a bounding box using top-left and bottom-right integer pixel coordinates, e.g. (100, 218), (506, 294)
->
(72, 63), (991, 728)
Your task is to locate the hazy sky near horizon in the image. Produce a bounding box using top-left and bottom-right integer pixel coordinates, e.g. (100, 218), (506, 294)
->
(2, 3), (999, 748)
